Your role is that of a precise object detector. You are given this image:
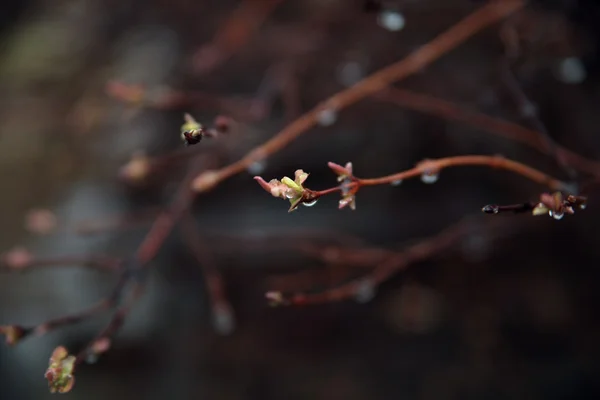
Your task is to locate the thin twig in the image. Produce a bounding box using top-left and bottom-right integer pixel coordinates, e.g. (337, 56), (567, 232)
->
(270, 217), (474, 305)
(375, 88), (600, 177)
(192, 0), (526, 192)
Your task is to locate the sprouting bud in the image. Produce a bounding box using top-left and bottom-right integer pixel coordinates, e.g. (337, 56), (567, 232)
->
(25, 208), (58, 235)
(338, 195), (356, 210)
(1, 246), (33, 270)
(328, 161), (353, 182)
(119, 151), (151, 183)
(180, 113), (206, 146)
(328, 161), (358, 211)
(265, 291), (285, 307)
(45, 346), (76, 394)
(192, 170), (220, 192)
(254, 169), (311, 212)
(0, 325), (26, 346)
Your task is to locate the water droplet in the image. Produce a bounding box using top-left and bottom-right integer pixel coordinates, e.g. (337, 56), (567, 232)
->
(556, 57), (586, 84)
(285, 191), (295, 199)
(213, 307), (235, 336)
(421, 172), (439, 184)
(549, 210), (564, 220)
(355, 280), (376, 304)
(303, 199), (318, 207)
(378, 10), (405, 32)
(482, 205), (499, 214)
(317, 108), (337, 126)
(579, 204), (587, 210)
(337, 61), (364, 87)
(247, 160), (266, 175)
(86, 353), (99, 364)
(391, 179), (403, 186)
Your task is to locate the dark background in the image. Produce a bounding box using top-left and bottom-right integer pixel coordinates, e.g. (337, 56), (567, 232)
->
(1, 1), (600, 399)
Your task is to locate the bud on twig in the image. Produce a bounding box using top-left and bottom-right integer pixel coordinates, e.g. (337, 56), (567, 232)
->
(45, 346), (76, 394)
(0, 325), (27, 346)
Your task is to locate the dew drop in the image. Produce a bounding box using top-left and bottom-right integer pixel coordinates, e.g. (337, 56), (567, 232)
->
(549, 210), (564, 220)
(378, 10), (406, 32)
(355, 280), (376, 304)
(421, 172), (439, 184)
(482, 205), (499, 214)
(302, 199), (318, 207)
(213, 307), (235, 336)
(337, 61), (364, 87)
(317, 108), (337, 127)
(247, 160), (266, 175)
(579, 203), (587, 210)
(85, 353), (99, 364)
(285, 191), (295, 199)
(556, 57), (586, 84)
(391, 179), (403, 186)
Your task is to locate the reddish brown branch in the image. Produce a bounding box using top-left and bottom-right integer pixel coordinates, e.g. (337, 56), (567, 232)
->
(180, 214), (235, 335)
(267, 218), (474, 305)
(192, 0), (526, 192)
(357, 155), (565, 190)
(375, 88), (600, 177)
(193, 0), (285, 74)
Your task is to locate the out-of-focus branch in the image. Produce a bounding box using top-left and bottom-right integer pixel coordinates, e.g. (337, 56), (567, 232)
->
(374, 88), (600, 177)
(193, 0), (285, 75)
(191, 1), (526, 193)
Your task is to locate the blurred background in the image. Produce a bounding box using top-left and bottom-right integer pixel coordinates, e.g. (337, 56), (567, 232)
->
(1, 0), (600, 399)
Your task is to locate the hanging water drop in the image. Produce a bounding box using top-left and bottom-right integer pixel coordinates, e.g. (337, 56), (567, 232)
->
(86, 353), (99, 365)
(549, 210), (564, 220)
(303, 199), (318, 207)
(337, 61), (364, 87)
(579, 203), (587, 210)
(317, 108), (337, 127)
(355, 280), (376, 304)
(213, 307), (235, 336)
(482, 205), (499, 214)
(391, 179), (403, 186)
(378, 10), (406, 32)
(556, 57), (586, 84)
(247, 160), (266, 175)
(421, 171), (439, 184)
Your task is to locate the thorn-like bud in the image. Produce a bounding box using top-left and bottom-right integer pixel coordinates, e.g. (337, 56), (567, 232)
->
(45, 346), (76, 394)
